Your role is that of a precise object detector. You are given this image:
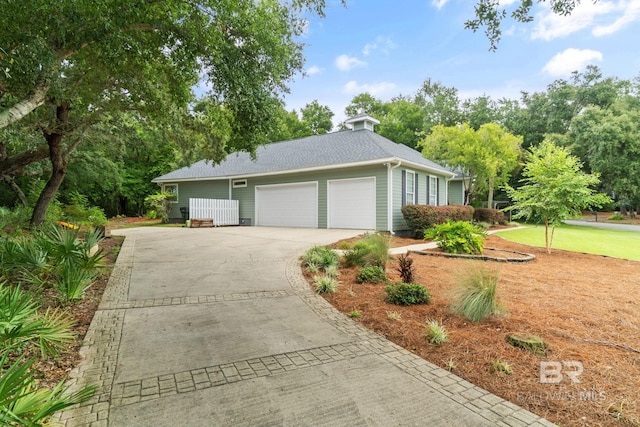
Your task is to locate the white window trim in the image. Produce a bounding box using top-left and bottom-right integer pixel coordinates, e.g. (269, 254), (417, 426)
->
(405, 171), (415, 205)
(232, 179), (247, 188)
(162, 183), (179, 203)
(429, 176), (438, 206)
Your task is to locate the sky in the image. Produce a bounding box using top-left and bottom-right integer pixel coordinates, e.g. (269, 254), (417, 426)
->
(283, 0), (640, 127)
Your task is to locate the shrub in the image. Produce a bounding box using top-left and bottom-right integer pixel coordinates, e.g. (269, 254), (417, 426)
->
(491, 360), (512, 375)
(146, 210), (158, 219)
(608, 213), (625, 220)
(451, 264), (503, 322)
(62, 191), (108, 227)
(347, 310), (362, 319)
(401, 204), (474, 237)
(56, 264), (98, 302)
(303, 246), (340, 270)
(506, 334), (548, 356)
(144, 192), (177, 223)
(395, 253), (415, 283)
(342, 233), (391, 270)
(356, 266), (387, 284)
(313, 275), (338, 293)
(324, 265), (340, 279)
(425, 320), (449, 345)
(424, 221), (487, 255)
(384, 282), (431, 306)
(473, 208), (506, 225)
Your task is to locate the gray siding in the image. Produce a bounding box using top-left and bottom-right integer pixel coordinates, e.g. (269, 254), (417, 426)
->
(448, 180), (465, 205)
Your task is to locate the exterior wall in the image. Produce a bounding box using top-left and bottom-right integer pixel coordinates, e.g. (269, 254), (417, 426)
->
(448, 180), (465, 205)
(166, 180), (229, 220)
(392, 168), (452, 231)
(167, 164), (389, 230)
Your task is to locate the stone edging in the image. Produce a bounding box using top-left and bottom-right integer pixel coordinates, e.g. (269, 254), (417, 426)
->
(409, 247), (535, 263)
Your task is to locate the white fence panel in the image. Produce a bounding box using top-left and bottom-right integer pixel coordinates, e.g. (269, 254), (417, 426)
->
(189, 198), (239, 226)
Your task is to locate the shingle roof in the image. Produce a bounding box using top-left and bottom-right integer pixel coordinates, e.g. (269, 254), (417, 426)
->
(153, 129), (455, 182)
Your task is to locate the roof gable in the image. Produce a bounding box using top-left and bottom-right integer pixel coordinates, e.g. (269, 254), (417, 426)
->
(154, 129), (454, 182)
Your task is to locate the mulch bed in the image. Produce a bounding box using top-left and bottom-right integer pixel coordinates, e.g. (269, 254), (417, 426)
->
(315, 234), (640, 426)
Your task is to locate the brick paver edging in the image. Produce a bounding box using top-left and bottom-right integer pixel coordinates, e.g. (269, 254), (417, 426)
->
(285, 255), (555, 427)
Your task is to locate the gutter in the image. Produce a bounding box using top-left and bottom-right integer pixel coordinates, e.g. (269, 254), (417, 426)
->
(386, 160), (402, 234)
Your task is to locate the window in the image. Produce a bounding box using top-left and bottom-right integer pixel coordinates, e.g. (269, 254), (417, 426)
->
(232, 179), (247, 188)
(163, 183), (178, 203)
(405, 171), (415, 206)
(429, 176), (438, 206)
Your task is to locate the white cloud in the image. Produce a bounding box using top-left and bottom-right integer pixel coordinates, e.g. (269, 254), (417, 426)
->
(542, 48), (603, 77)
(335, 54), (367, 71)
(306, 65), (323, 76)
(531, 0), (640, 40)
(432, 0), (449, 10)
(593, 0), (640, 36)
(343, 80), (397, 96)
(362, 36), (397, 56)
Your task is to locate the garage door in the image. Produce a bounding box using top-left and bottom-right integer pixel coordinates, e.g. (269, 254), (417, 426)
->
(255, 182), (318, 227)
(328, 177), (376, 229)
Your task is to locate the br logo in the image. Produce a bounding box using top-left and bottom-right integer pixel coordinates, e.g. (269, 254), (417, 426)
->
(540, 361), (583, 384)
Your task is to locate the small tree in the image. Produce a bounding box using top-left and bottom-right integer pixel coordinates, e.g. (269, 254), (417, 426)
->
(144, 192), (176, 224)
(505, 139), (610, 253)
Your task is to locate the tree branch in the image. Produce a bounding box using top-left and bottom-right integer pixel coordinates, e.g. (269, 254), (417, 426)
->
(0, 81), (51, 129)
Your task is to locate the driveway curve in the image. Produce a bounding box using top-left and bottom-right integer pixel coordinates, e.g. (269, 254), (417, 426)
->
(58, 226), (552, 427)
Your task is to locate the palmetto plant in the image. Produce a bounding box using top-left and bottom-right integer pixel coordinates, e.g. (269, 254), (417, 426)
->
(0, 283), (74, 358)
(0, 354), (95, 426)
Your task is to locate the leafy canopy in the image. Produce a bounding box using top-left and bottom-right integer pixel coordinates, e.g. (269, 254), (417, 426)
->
(505, 139), (610, 253)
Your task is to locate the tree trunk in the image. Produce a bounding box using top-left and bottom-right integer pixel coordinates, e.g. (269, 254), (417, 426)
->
(487, 178), (494, 208)
(544, 216), (551, 254)
(30, 104), (70, 227)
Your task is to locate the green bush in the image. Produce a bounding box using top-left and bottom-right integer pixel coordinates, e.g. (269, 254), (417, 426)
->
(303, 246), (340, 271)
(473, 208), (506, 225)
(146, 210), (158, 219)
(424, 221), (487, 255)
(144, 192), (176, 223)
(342, 233), (390, 270)
(356, 266), (387, 284)
(451, 264), (503, 322)
(343, 241), (372, 267)
(384, 282), (431, 306)
(608, 213), (625, 220)
(401, 204), (474, 237)
(62, 191), (108, 227)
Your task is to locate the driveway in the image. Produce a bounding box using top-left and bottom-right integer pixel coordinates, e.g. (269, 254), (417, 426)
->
(58, 226), (552, 426)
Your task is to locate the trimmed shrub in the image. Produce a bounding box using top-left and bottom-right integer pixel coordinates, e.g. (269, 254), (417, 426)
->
(401, 204), (474, 237)
(303, 246), (340, 270)
(384, 282), (431, 306)
(343, 241), (372, 267)
(473, 208), (506, 225)
(424, 221), (487, 255)
(356, 266), (387, 284)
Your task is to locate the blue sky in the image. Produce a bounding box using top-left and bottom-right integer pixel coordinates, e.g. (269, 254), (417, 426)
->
(284, 0), (640, 126)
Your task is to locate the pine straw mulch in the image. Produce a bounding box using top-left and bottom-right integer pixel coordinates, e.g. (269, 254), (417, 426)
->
(26, 236), (124, 391)
(314, 234), (640, 427)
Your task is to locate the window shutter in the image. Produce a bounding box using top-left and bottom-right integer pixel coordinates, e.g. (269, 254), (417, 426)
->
(401, 170), (406, 206)
(415, 175), (419, 204)
(436, 177), (440, 206)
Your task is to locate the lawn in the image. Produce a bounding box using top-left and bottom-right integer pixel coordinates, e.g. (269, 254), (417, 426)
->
(496, 223), (640, 261)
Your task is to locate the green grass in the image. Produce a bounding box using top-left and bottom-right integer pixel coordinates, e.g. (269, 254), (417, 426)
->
(496, 224), (640, 261)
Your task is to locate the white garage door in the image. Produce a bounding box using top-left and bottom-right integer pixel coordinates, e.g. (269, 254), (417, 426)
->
(328, 177), (376, 230)
(255, 182), (318, 228)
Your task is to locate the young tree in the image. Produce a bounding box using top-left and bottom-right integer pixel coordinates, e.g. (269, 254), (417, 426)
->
(420, 123), (521, 206)
(505, 139), (610, 254)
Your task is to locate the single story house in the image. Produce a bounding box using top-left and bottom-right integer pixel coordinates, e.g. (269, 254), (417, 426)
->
(153, 113), (464, 233)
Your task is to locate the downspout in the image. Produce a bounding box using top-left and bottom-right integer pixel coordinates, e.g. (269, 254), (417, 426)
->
(386, 160), (402, 234)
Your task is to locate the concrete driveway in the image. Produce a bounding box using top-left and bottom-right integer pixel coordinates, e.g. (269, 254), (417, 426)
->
(58, 226), (552, 427)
